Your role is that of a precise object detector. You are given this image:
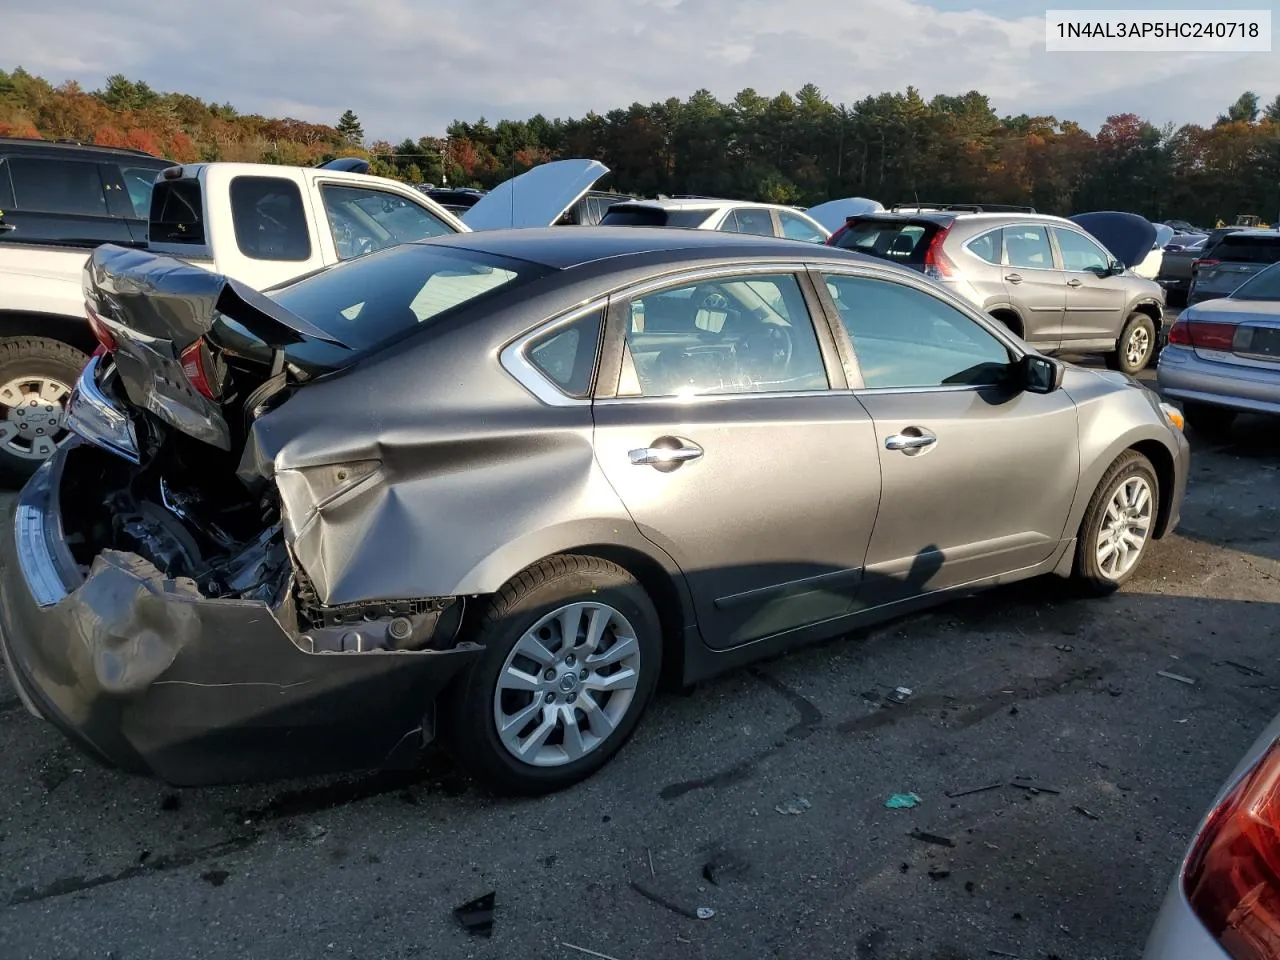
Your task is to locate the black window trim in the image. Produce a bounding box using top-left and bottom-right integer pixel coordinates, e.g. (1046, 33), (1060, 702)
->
(228, 173), (313, 263)
(807, 262), (1028, 396)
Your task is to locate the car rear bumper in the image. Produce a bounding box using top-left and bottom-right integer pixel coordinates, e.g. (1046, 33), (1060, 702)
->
(1157, 345), (1280, 416)
(0, 444), (481, 787)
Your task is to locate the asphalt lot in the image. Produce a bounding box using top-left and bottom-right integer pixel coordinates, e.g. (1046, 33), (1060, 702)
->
(2, 362), (1278, 960)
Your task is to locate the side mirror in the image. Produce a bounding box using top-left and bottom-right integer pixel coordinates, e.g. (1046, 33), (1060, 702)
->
(1108, 260), (1126, 276)
(1020, 354), (1064, 394)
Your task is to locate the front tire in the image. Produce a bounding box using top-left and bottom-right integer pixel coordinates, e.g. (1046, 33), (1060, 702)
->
(0, 337), (89, 488)
(1105, 313), (1156, 374)
(1072, 451), (1159, 595)
(445, 555), (662, 795)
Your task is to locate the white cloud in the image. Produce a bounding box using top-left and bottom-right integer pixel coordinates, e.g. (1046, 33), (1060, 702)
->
(0, 0), (1274, 138)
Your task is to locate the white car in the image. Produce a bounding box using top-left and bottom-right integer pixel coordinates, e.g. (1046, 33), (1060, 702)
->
(599, 197), (831, 244)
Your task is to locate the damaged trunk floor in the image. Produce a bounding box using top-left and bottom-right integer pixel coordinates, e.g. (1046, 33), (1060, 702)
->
(2, 412), (1279, 960)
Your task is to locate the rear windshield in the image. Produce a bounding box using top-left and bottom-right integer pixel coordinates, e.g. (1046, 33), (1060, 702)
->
(832, 218), (939, 263)
(1206, 234), (1280, 264)
(599, 207), (713, 228)
(1230, 263), (1280, 301)
(149, 178), (205, 245)
(269, 243), (548, 357)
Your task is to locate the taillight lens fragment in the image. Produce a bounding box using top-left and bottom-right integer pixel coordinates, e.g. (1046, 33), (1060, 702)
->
(179, 338), (222, 401)
(85, 305), (117, 353)
(1185, 739), (1280, 960)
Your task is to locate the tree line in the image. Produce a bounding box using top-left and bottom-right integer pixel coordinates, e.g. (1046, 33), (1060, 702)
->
(3, 67), (1278, 225)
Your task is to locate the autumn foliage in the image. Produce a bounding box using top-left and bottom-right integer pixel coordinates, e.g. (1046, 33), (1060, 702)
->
(3, 66), (1278, 224)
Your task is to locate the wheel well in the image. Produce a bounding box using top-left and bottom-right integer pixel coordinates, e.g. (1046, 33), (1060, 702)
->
(0, 311), (96, 356)
(563, 544), (688, 690)
(1132, 302), (1162, 326)
(989, 309), (1023, 338)
(1130, 440), (1176, 538)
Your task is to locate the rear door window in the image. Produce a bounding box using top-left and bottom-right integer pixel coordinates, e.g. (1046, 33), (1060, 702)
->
(1207, 234), (1280, 265)
(6, 157), (109, 217)
(777, 209), (826, 243)
(1002, 225), (1055, 269)
(832, 219), (936, 264)
(230, 176), (312, 262)
(727, 208), (774, 237)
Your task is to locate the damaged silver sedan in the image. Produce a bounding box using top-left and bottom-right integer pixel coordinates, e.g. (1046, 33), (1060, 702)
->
(0, 228), (1190, 795)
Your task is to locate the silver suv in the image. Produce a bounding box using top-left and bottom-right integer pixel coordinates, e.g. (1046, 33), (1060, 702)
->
(829, 206), (1166, 374)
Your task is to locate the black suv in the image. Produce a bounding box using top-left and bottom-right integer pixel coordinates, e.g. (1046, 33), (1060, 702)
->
(0, 138), (172, 485)
(0, 137), (172, 246)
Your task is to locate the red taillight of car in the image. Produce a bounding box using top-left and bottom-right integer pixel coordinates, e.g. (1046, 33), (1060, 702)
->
(923, 225), (956, 280)
(85, 305), (117, 353)
(1194, 258), (1221, 271)
(1167, 319), (1238, 351)
(179, 338), (220, 401)
(826, 224), (847, 246)
(1184, 739), (1280, 960)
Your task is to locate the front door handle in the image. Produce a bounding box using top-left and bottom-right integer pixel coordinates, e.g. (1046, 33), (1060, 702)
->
(1066, 278), (1082, 287)
(1005, 273), (1023, 284)
(629, 439), (704, 467)
(885, 429), (937, 452)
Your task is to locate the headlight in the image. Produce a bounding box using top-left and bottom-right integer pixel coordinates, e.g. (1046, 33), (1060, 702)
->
(1160, 401), (1185, 431)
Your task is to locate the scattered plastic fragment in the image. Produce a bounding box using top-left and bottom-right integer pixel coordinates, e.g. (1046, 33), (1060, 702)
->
(1054, 644), (1074, 652)
(946, 783), (1003, 799)
(988, 950), (1022, 959)
(1222, 660), (1263, 677)
(775, 796), (812, 815)
(630, 880), (706, 920)
(1009, 780), (1061, 795)
(646, 847), (655, 878)
(1158, 670), (1196, 685)
(910, 830), (955, 847)
(887, 686), (913, 705)
(885, 792), (922, 809)
(454, 891), (495, 938)
(696, 907), (716, 920)
(561, 944), (624, 960)
(1072, 805), (1101, 821)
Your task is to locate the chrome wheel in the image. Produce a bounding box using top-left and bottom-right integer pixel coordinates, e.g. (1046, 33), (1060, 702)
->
(1125, 326), (1151, 369)
(493, 601), (641, 768)
(0, 376), (72, 461)
(1096, 476), (1153, 580)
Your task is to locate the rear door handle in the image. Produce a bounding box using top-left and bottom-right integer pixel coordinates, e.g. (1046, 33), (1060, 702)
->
(629, 439), (704, 467)
(1005, 273), (1023, 284)
(0, 223), (14, 233)
(1066, 278), (1082, 287)
(885, 429), (937, 452)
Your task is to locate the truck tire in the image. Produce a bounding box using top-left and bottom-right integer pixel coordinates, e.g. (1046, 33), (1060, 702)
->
(0, 337), (89, 487)
(1105, 313), (1156, 375)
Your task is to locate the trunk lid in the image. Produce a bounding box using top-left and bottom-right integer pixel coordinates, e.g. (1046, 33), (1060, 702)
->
(83, 244), (351, 451)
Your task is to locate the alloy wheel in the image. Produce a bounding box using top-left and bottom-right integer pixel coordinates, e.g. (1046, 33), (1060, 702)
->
(1095, 475), (1153, 580)
(492, 601), (641, 767)
(1125, 326), (1151, 369)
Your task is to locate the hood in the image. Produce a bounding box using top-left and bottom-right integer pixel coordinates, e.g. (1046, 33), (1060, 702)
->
(1068, 211), (1157, 269)
(462, 159), (610, 231)
(805, 197), (885, 232)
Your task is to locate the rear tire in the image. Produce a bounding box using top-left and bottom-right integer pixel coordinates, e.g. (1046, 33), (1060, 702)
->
(0, 337), (89, 488)
(1105, 313), (1156, 374)
(444, 555), (662, 796)
(1182, 401), (1237, 441)
(1072, 451), (1159, 596)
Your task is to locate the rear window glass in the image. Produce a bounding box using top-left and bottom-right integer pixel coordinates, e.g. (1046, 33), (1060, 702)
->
(1207, 234), (1280, 265)
(7, 157), (108, 217)
(230, 175), (312, 262)
(600, 207), (712, 228)
(269, 244), (548, 358)
(833, 219), (935, 262)
(149, 178), (205, 245)
(1230, 263), (1280, 301)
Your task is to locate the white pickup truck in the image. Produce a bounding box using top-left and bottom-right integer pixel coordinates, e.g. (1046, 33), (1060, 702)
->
(0, 155), (608, 481)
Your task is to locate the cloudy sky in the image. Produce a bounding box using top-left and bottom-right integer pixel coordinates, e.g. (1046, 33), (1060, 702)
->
(2, 0), (1276, 138)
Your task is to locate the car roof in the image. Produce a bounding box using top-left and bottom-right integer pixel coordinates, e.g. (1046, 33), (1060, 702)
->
(416, 226), (867, 270)
(0, 136), (169, 163)
(854, 210), (1078, 228)
(611, 198), (802, 213)
(1215, 228), (1280, 238)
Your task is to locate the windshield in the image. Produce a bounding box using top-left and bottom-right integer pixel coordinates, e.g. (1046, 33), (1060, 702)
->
(269, 243), (549, 360)
(1231, 262), (1280, 301)
(833, 218), (938, 263)
(600, 207), (714, 228)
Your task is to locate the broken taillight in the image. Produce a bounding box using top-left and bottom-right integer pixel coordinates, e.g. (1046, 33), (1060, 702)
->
(923, 225), (957, 280)
(1184, 738), (1280, 960)
(85, 305), (117, 353)
(180, 338), (222, 401)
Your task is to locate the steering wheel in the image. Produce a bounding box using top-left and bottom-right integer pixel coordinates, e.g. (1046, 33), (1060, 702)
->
(739, 322), (793, 375)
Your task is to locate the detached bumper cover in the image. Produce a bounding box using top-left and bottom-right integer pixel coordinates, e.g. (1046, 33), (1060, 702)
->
(0, 444), (481, 787)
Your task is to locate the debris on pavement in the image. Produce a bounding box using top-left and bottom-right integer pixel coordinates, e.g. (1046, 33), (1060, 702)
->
(1054, 644), (1074, 652)
(927, 865), (951, 880)
(561, 943), (625, 960)
(646, 847), (655, 878)
(702, 848), (752, 886)
(988, 950), (1023, 959)
(946, 783), (1004, 799)
(454, 891), (496, 938)
(909, 830), (955, 847)
(1221, 659), (1264, 677)
(885, 792), (923, 809)
(630, 880), (713, 921)
(887, 686), (913, 705)
(1072, 805), (1101, 821)
(1157, 670), (1196, 685)
(775, 795), (812, 815)
(1008, 780), (1061, 795)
